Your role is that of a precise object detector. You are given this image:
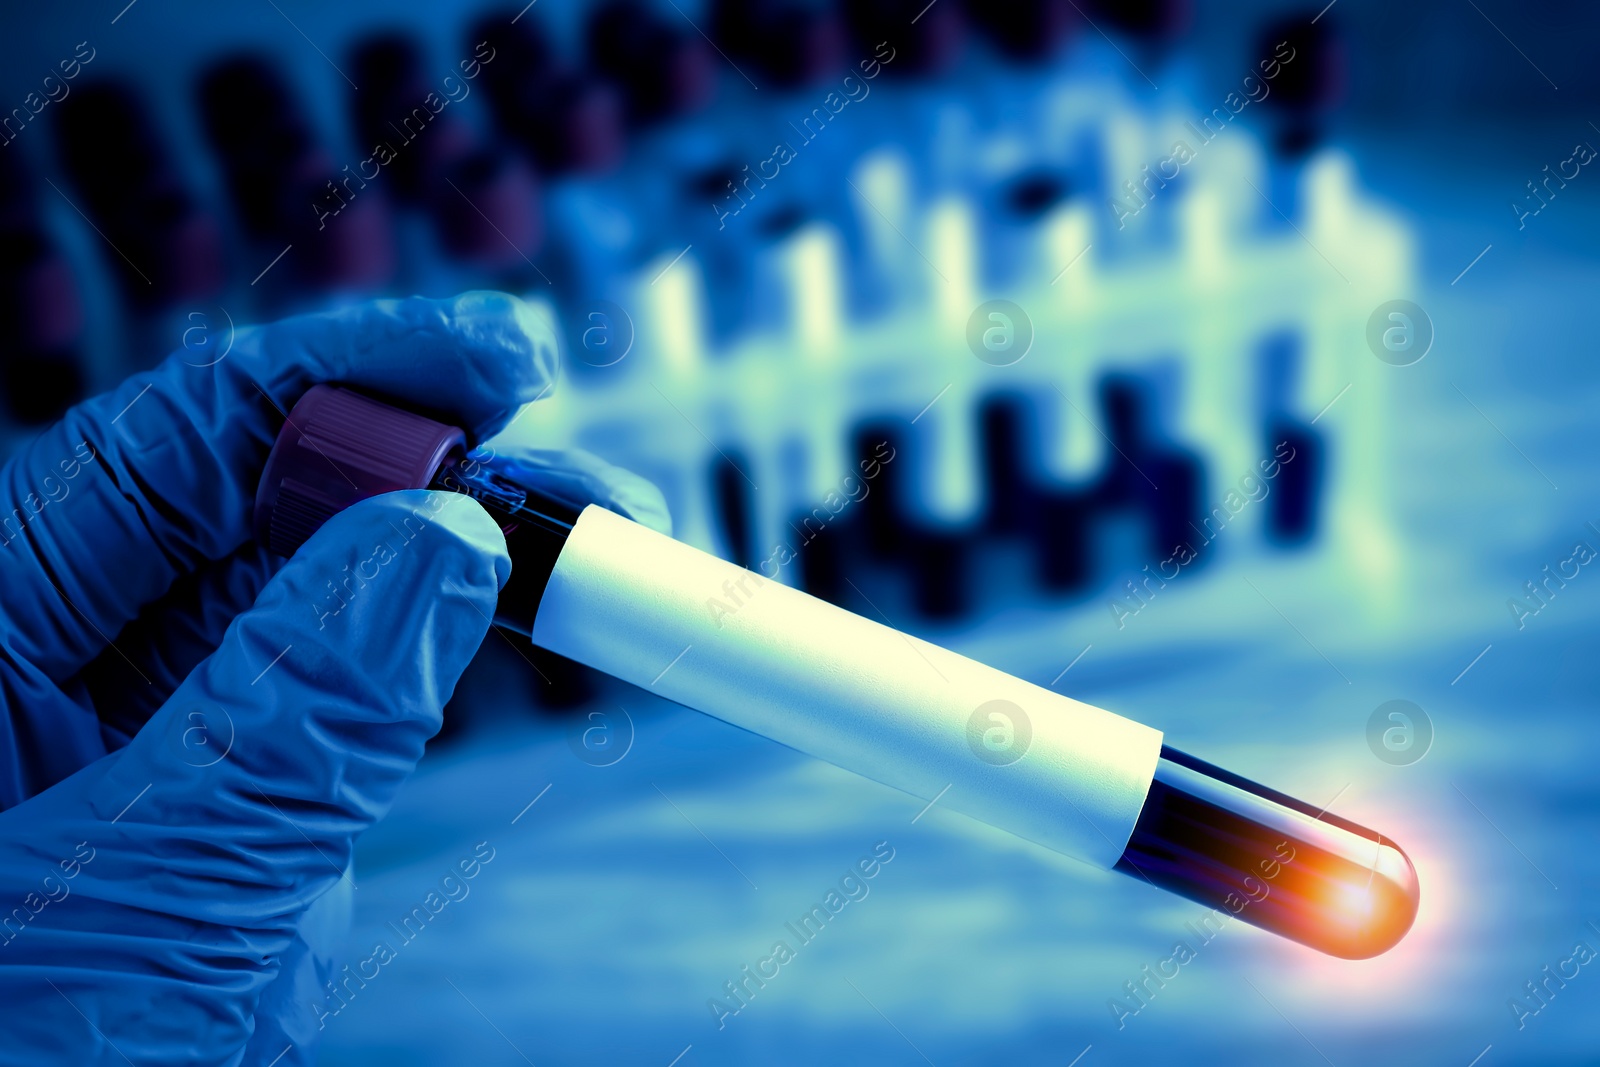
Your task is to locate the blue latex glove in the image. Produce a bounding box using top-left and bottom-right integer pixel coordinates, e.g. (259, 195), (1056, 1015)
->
(0, 292), (668, 1066)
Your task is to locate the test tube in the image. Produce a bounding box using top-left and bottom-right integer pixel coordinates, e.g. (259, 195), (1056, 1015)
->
(256, 385), (1418, 959)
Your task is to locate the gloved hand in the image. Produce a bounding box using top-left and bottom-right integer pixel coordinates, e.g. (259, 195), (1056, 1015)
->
(0, 292), (668, 1066)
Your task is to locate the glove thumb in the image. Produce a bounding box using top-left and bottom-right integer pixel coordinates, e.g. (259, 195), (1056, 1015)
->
(1, 490), (507, 1062)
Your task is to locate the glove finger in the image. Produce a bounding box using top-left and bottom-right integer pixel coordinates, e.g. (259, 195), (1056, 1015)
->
(475, 443), (673, 536)
(0, 290), (553, 686)
(0, 545), (279, 811)
(77, 544), (282, 747)
(0, 490), (507, 1061)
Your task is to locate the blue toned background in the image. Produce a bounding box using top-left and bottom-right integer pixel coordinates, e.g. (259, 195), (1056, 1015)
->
(2, 1), (1598, 1064)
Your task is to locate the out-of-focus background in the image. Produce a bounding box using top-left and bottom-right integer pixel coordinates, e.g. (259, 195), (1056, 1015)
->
(3, 1), (1598, 1063)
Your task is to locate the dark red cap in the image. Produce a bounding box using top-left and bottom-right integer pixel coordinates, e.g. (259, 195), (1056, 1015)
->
(254, 384), (466, 556)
